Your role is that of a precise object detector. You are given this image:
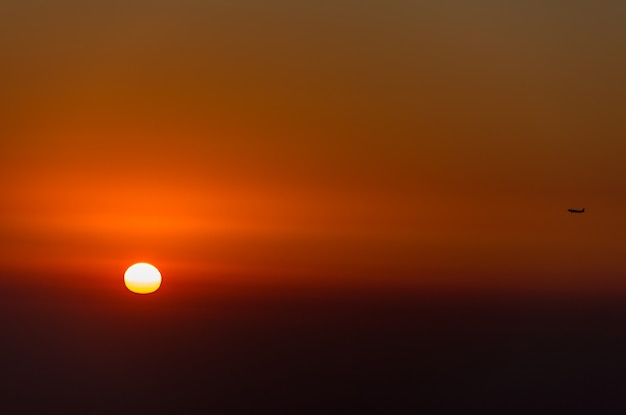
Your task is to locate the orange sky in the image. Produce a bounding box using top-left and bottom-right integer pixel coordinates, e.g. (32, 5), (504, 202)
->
(2, 1), (626, 295)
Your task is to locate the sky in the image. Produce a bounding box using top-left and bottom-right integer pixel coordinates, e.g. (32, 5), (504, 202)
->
(2, 1), (626, 413)
(2, 1), (626, 293)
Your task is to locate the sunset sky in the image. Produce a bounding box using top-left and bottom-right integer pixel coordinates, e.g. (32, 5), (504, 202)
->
(2, 1), (626, 413)
(3, 0), (626, 292)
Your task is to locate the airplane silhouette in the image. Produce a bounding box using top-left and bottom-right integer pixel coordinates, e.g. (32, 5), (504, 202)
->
(568, 208), (585, 213)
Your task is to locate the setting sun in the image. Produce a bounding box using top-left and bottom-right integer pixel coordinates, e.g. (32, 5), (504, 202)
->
(124, 263), (162, 294)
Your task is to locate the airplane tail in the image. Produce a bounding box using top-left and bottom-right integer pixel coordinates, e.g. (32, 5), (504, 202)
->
(582, 208), (585, 212)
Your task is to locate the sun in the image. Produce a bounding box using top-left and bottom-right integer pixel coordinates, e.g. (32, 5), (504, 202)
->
(124, 263), (162, 294)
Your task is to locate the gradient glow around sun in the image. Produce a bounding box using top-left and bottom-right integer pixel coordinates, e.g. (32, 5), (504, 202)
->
(124, 263), (162, 294)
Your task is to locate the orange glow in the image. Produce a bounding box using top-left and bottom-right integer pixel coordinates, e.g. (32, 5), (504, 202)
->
(124, 263), (162, 294)
(1, 0), (625, 296)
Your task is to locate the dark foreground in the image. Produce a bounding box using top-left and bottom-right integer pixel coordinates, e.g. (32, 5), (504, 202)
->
(2, 277), (626, 414)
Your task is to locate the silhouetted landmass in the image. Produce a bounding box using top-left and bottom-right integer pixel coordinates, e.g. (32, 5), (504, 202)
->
(1, 278), (626, 414)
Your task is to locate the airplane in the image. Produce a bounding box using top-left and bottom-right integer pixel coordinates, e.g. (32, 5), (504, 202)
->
(567, 208), (585, 213)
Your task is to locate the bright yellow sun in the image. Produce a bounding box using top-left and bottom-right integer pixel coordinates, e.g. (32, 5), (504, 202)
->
(124, 263), (162, 294)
